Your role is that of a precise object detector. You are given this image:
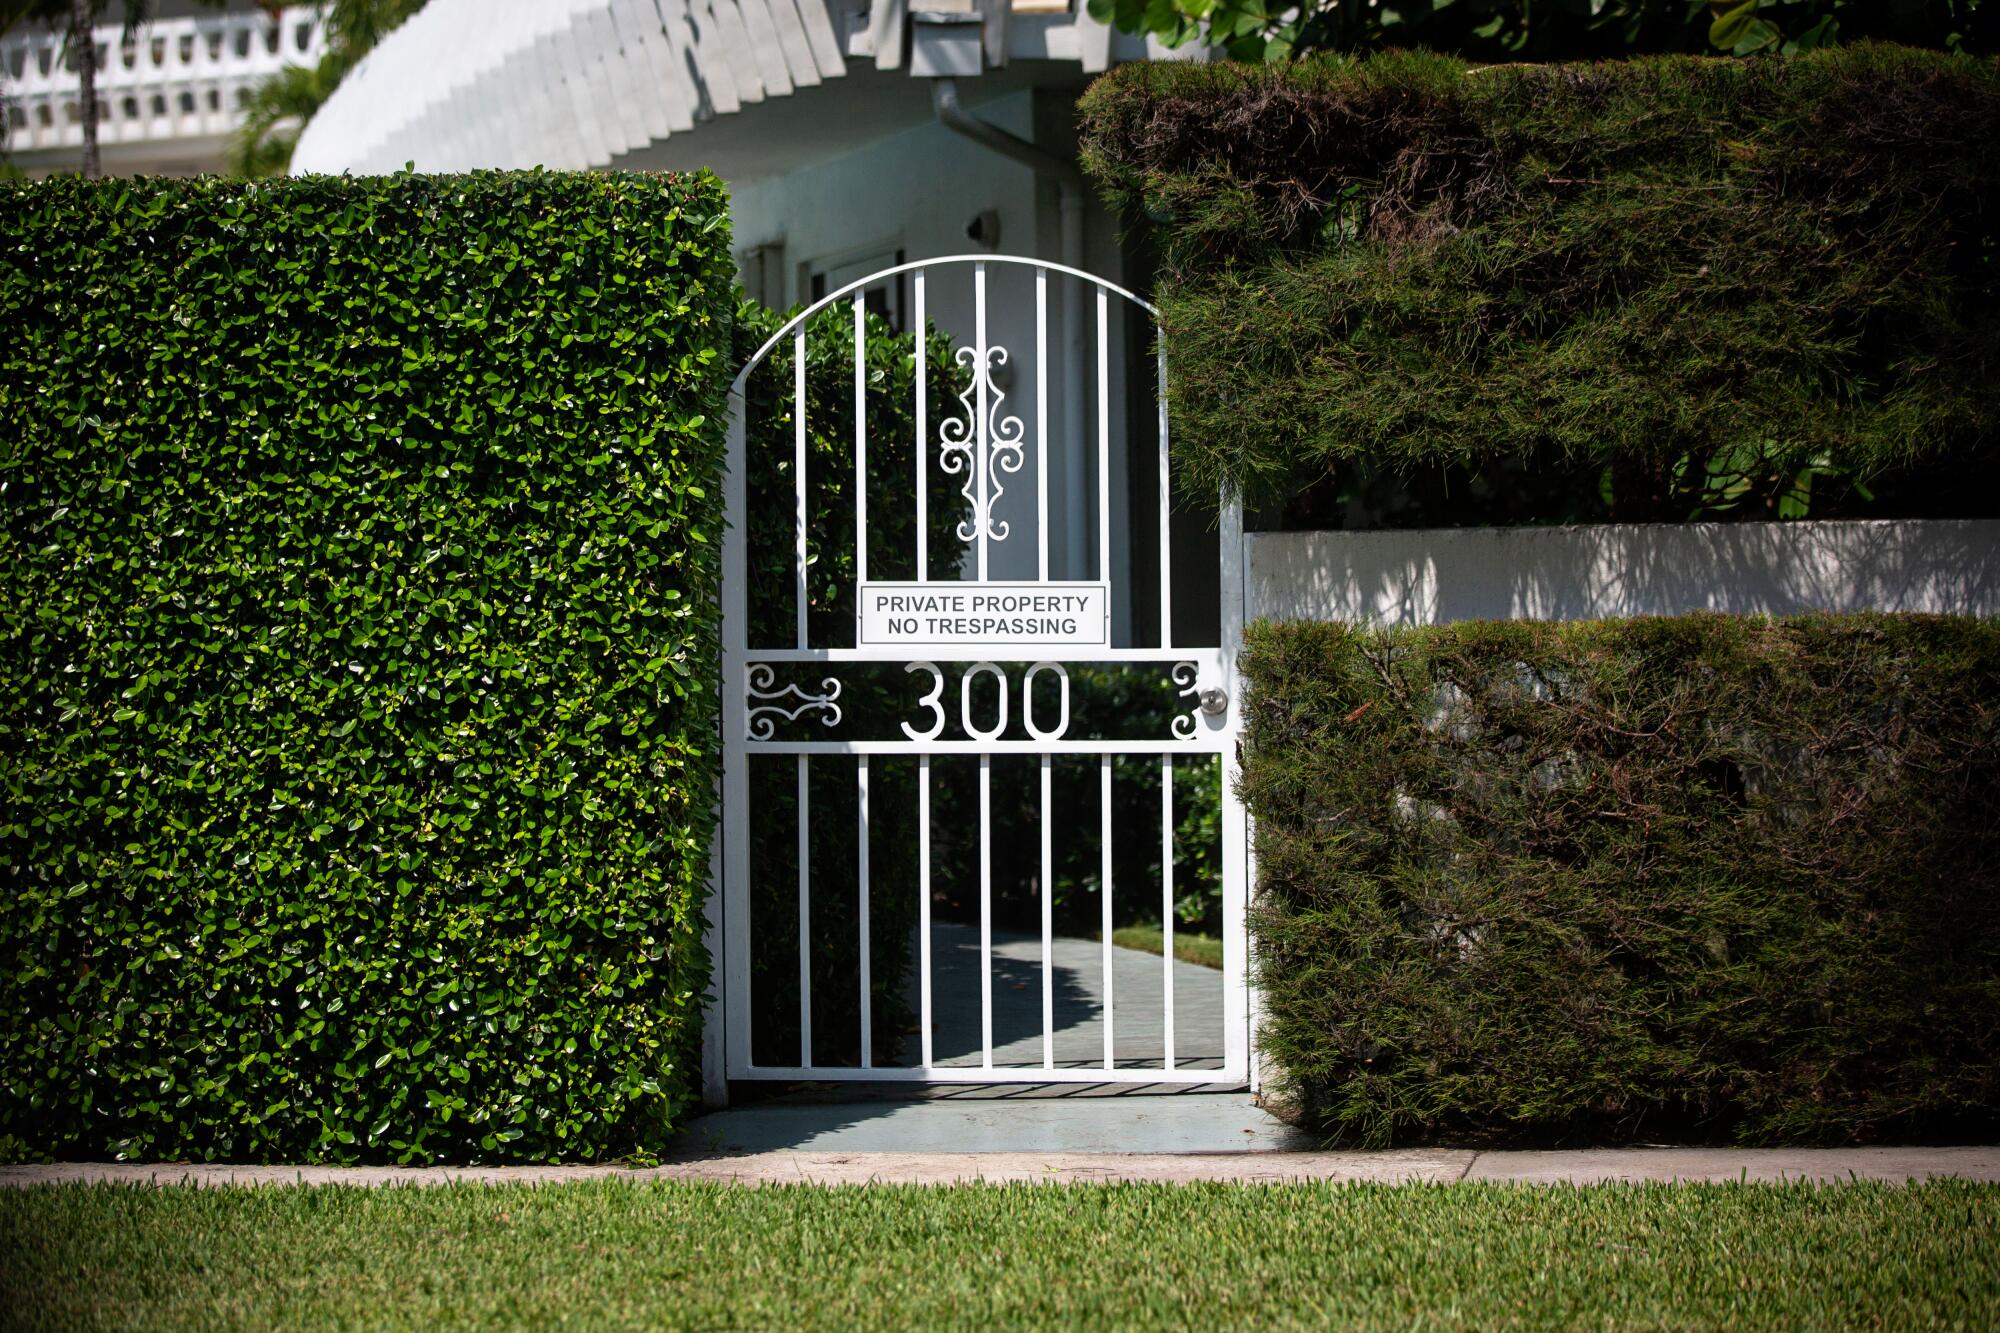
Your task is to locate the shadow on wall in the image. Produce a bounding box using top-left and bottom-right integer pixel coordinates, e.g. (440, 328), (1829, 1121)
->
(1249, 520), (2000, 625)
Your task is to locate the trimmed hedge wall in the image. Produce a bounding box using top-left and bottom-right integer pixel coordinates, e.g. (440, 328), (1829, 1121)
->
(0, 172), (734, 1163)
(1079, 46), (2000, 523)
(1240, 614), (2000, 1146)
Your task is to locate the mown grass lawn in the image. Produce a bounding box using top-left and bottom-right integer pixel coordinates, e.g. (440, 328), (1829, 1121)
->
(1109, 925), (1226, 970)
(3, 1179), (1995, 1329)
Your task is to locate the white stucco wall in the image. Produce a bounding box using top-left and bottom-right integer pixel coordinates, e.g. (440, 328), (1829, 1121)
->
(1247, 520), (2000, 626)
(728, 93), (1054, 308)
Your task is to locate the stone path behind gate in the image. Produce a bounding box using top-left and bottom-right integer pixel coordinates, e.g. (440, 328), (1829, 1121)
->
(925, 922), (1226, 1073)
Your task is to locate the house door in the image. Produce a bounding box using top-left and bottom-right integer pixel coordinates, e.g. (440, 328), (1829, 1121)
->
(716, 256), (1248, 1086)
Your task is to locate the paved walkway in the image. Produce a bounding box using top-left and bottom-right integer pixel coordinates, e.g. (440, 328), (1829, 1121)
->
(6, 1146), (1996, 1189)
(921, 923), (1226, 1072)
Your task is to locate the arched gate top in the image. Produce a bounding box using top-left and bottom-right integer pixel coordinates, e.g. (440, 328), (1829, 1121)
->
(732, 253), (1159, 394)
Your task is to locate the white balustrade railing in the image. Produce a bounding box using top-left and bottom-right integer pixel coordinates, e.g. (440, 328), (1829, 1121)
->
(2, 9), (326, 155)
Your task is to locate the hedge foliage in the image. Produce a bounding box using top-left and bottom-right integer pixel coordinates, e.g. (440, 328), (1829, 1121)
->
(1079, 46), (2000, 521)
(1239, 614), (2000, 1146)
(0, 172), (735, 1163)
(1087, 0), (1996, 65)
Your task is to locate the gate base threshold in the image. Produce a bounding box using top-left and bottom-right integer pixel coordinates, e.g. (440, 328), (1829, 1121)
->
(681, 1090), (1301, 1155)
(734, 1079), (1250, 1104)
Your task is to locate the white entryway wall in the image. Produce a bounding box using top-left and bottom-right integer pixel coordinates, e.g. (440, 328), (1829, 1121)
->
(1248, 520), (2000, 625)
(725, 88), (1140, 607)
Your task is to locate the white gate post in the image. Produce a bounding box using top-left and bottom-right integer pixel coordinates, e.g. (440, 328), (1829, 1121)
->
(1217, 496), (1251, 1088)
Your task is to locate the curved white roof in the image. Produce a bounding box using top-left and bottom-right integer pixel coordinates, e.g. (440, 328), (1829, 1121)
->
(292, 0), (851, 174)
(289, 0), (1157, 177)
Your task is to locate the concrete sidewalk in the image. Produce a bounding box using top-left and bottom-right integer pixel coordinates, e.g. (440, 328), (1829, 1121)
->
(677, 1092), (1311, 1154)
(5, 1145), (1996, 1190)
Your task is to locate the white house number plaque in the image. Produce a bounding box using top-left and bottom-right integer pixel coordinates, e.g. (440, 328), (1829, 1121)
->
(859, 581), (1110, 650)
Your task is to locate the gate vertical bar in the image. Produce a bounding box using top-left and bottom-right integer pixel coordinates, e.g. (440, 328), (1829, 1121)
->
(1101, 755), (1114, 1071)
(1036, 266), (1048, 581)
(1218, 500), (1250, 1084)
(858, 756), (872, 1068)
(1063, 268), (1086, 582)
(854, 293), (868, 596)
(1040, 754), (1053, 1072)
(797, 755), (812, 1067)
(915, 267), (928, 582)
(919, 754), (934, 1069)
(1096, 287), (1110, 593)
(1157, 342), (1172, 649)
(979, 752), (993, 1070)
(1161, 755), (1175, 1072)
(793, 323), (808, 649)
(974, 261), (990, 582)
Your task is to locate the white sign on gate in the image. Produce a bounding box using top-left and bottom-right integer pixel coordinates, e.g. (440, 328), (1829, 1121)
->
(858, 580), (1109, 650)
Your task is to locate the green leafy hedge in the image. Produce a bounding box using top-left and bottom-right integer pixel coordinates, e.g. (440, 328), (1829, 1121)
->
(0, 172), (735, 1163)
(1079, 46), (2000, 524)
(1240, 614), (2000, 1146)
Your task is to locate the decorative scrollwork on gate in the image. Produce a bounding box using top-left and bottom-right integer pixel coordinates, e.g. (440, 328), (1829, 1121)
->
(745, 664), (843, 740)
(1171, 661), (1201, 740)
(938, 344), (1026, 545)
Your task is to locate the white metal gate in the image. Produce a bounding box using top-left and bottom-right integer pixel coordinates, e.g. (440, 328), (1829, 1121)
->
(717, 255), (1247, 1086)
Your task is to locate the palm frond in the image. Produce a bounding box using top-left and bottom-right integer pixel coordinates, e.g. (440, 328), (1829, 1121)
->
(229, 0), (429, 176)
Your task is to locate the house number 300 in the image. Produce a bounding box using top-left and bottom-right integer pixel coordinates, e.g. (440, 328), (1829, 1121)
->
(901, 661), (1070, 742)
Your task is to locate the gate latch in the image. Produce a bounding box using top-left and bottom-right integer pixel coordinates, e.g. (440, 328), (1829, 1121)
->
(1198, 687), (1229, 717)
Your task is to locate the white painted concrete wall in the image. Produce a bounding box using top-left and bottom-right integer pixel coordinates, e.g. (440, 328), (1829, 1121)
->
(1248, 520), (2000, 626)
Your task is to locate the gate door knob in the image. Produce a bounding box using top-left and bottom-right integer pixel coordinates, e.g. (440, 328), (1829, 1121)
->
(1198, 687), (1229, 716)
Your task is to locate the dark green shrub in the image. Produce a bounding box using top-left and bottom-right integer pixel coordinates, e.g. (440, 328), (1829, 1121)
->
(1090, 0), (1994, 65)
(0, 171), (734, 1163)
(1080, 46), (2000, 524)
(1240, 614), (2000, 1146)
